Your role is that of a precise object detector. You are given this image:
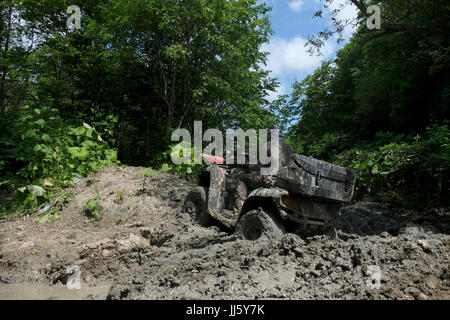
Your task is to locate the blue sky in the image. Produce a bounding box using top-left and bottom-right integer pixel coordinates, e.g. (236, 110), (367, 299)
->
(261, 0), (358, 101)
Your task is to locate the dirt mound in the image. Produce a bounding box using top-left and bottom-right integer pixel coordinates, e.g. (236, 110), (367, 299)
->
(0, 166), (449, 300)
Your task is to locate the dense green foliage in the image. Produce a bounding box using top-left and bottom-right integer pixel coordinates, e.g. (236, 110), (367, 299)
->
(0, 0), (277, 215)
(0, 105), (118, 215)
(335, 125), (450, 207)
(0, 0), (449, 216)
(276, 0), (450, 207)
(1, 106), (117, 183)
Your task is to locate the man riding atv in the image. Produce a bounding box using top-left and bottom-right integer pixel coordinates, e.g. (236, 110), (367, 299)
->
(183, 126), (356, 241)
(226, 125), (293, 213)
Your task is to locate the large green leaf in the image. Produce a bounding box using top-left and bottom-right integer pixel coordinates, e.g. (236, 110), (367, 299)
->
(77, 148), (90, 161)
(21, 130), (36, 140)
(34, 119), (45, 127)
(70, 126), (86, 136)
(27, 185), (45, 197)
(41, 134), (51, 142)
(371, 165), (379, 175)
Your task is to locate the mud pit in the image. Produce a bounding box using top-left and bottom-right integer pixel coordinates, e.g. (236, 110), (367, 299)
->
(0, 166), (449, 300)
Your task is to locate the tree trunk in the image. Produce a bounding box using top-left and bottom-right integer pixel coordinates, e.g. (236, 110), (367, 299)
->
(0, 4), (12, 113)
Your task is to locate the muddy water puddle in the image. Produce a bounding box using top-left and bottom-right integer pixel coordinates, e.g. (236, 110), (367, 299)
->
(0, 281), (110, 300)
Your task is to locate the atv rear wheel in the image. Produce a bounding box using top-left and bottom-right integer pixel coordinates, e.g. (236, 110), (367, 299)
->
(235, 209), (285, 241)
(183, 187), (211, 227)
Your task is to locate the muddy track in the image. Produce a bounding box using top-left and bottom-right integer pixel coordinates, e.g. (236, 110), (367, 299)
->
(0, 166), (449, 300)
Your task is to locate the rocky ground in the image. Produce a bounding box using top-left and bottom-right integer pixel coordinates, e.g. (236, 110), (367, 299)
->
(0, 166), (449, 300)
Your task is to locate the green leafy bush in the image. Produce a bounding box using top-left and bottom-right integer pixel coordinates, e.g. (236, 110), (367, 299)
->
(85, 198), (103, 221)
(141, 168), (158, 179)
(115, 188), (126, 204)
(4, 106), (117, 184)
(141, 167), (158, 190)
(38, 210), (60, 224)
(153, 143), (206, 181)
(0, 105), (119, 216)
(305, 133), (351, 160)
(335, 125), (450, 207)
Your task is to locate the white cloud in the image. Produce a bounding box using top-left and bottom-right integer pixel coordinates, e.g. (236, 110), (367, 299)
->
(315, 0), (358, 40)
(331, 0), (358, 39)
(287, 0), (304, 12)
(261, 36), (335, 77)
(261, 36), (335, 101)
(266, 81), (287, 102)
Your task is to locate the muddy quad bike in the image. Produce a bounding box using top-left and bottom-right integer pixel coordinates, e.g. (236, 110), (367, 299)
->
(183, 153), (356, 241)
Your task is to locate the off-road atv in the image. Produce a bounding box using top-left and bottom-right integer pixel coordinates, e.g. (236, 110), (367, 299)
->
(183, 153), (356, 241)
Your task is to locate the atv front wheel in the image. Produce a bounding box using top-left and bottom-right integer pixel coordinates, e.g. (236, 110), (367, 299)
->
(235, 209), (285, 241)
(183, 187), (211, 226)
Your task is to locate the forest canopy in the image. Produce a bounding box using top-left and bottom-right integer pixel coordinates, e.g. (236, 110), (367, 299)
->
(277, 0), (450, 206)
(0, 0), (449, 215)
(0, 0), (278, 162)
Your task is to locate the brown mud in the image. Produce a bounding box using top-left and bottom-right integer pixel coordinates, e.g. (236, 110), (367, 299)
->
(0, 166), (449, 300)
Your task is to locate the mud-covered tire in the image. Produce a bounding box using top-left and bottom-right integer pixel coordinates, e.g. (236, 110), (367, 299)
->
(183, 187), (211, 227)
(235, 209), (285, 241)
